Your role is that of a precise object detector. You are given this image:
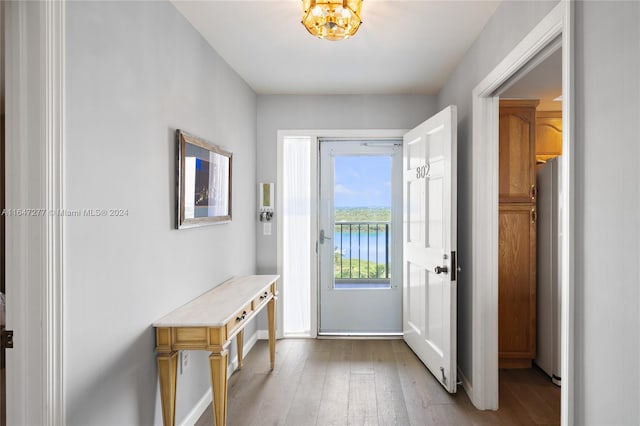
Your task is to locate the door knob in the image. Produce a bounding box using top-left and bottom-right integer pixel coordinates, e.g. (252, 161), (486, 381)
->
(434, 265), (448, 275)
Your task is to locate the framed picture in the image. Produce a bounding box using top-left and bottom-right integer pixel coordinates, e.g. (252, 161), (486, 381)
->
(176, 130), (232, 229)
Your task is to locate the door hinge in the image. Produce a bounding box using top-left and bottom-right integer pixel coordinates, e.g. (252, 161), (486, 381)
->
(531, 208), (537, 223)
(1, 329), (14, 349)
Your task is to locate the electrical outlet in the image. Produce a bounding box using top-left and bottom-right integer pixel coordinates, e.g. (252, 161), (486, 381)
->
(180, 351), (189, 374)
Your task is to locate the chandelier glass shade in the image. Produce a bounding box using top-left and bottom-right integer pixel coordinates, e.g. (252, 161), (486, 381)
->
(301, 0), (363, 41)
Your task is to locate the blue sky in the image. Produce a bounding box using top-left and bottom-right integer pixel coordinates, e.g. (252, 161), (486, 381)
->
(334, 156), (391, 208)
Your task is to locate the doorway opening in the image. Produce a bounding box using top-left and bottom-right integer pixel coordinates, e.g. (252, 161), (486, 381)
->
(495, 45), (563, 422)
(470, 2), (573, 423)
(277, 107), (458, 395)
(277, 130), (406, 339)
(318, 139), (402, 335)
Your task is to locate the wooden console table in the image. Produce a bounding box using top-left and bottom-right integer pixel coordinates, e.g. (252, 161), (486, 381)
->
(153, 275), (279, 426)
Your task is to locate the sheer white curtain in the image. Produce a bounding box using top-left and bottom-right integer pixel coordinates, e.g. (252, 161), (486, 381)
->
(282, 137), (311, 335)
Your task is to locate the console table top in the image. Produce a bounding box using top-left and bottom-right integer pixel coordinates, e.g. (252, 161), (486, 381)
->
(153, 275), (279, 327)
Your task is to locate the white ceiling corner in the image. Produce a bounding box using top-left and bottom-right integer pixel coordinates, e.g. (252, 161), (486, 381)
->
(171, 0), (502, 95)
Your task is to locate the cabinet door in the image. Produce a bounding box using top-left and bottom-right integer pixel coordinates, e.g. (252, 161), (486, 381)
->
(498, 203), (537, 368)
(536, 111), (562, 162)
(499, 100), (538, 203)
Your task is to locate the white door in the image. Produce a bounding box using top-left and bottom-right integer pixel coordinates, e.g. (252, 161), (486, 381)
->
(403, 106), (458, 392)
(319, 140), (402, 334)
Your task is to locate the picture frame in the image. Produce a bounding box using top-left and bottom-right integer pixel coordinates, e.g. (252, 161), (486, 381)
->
(176, 130), (232, 229)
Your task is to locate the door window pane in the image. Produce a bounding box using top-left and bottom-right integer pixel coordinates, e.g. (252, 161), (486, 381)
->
(333, 155), (392, 289)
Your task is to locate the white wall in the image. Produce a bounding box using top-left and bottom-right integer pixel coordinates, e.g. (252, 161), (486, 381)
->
(573, 1), (639, 424)
(256, 94), (437, 274)
(65, 2), (257, 424)
(438, 0), (640, 423)
(436, 0), (559, 385)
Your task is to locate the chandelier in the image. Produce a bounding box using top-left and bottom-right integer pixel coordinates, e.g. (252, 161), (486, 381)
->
(301, 0), (363, 41)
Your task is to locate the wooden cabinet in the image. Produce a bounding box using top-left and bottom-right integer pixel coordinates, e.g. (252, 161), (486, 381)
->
(498, 99), (538, 368)
(536, 111), (562, 162)
(498, 204), (537, 368)
(499, 100), (539, 203)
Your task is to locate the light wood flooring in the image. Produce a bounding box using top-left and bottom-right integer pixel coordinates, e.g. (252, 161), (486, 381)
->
(196, 339), (560, 426)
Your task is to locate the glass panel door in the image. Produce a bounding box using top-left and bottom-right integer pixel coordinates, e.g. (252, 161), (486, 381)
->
(319, 140), (402, 334)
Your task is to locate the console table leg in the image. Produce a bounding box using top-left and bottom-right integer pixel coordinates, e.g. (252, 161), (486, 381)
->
(157, 351), (178, 426)
(209, 350), (228, 426)
(237, 329), (244, 369)
(267, 298), (276, 370)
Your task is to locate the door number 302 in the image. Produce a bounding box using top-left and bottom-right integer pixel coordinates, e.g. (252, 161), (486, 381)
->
(416, 164), (430, 179)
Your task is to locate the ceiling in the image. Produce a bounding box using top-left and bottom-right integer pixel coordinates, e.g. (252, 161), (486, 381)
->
(501, 48), (562, 111)
(172, 0), (501, 95)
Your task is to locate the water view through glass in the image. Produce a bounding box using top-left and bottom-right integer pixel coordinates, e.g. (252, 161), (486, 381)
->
(333, 156), (392, 286)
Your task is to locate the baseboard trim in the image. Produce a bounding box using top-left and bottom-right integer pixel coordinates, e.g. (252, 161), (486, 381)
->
(257, 329), (269, 340)
(179, 388), (212, 426)
(178, 330), (259, 426)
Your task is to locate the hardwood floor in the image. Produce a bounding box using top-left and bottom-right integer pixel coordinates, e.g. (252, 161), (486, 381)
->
(195, 339), (560, 426)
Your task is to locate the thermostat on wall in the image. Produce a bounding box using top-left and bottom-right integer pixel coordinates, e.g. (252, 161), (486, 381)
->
(259, 182), (274, 222)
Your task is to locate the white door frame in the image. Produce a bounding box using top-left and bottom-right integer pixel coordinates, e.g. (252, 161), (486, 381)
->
(318, 140), (402, 335)
(5, 1), (65, 424)
(277, 129), (405, 338)
(470, 1), (574, 424)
